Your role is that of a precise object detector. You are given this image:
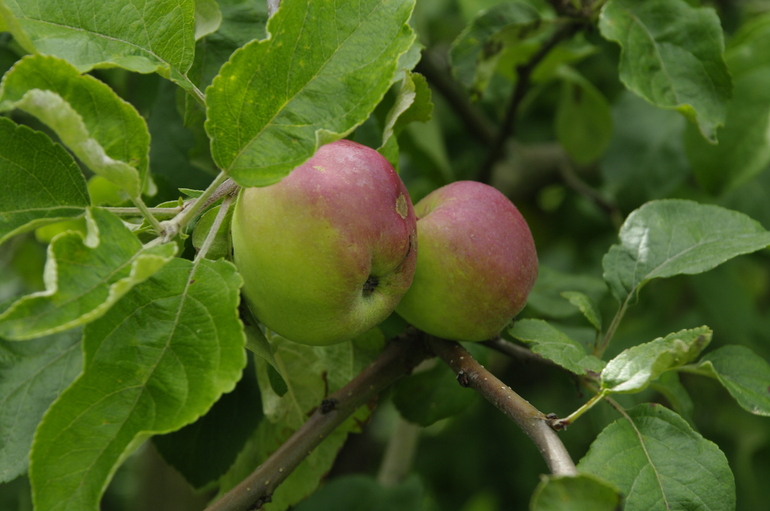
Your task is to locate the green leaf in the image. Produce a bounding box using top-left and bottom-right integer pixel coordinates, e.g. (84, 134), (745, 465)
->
(601, 327), (711, 393)
(560, 291), (602, 331)
(194, 0), (222, 41)
(393, 359), (478, 427)
(530, 473), (622, 511)
(153, 353), (262, 488)
(1, 0), (196, 81)
(0, 55), (150, 197)
(29, 257), (246, 511)
(602, 199), (770, 303)
(191, 0), (268, 92)
(293, 475), (424, 511)
(693, 345), (770, 416)
(724, 12), (770, 78)
(381, 72), (433, 151)
(241, 304), (288, 397)
(0, 1), (34, 53)
(578, 404), (735, 511)
(555, 68), (613, 165)
(0, 329), (82, 483)
(0, 208), (177, 341)
(508, 319), (605, 375)
(0, 118), (90, 246)
(600, 92), (688, 210)
(205, 0), (416, 187)
(650, 371), (694, 425)
(598, 0), (732, 142)
(684, 68), (770, 195)
(449, 1), (543, 98)
(526, 266), (608, 320)
(256, 331), (380, 429)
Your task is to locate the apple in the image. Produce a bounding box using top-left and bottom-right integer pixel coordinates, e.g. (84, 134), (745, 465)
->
(231, 140), (417, 346)
(395, 181), (538, 342)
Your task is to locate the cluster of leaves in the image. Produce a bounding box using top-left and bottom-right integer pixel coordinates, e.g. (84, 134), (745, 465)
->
(0, 1), (769, 511)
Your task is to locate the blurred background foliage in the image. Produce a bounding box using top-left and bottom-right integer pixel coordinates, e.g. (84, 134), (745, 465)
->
(1, 0), (769, 510)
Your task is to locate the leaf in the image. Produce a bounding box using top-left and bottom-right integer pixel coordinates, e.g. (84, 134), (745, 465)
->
(0, 55), (151, 197)
(192, 0), (269, 92)
(153, 353), (262, 488)
(293, 475), (424, 511)
(650, 371), (694, 425)
(381, 72), (433, 150)
(29, 257), (246, 511)
(578, 404), (735, 511)
(0, 208), (177, 341)
(379, 71), (433, 168)
(526, 266), (608, 320)
(602, 199), (770, 303)
(241, 306), (288, 397)
(205, 0), (416, 187)
(600, 92), (688, 210)
(148, 79), (216, 191)
(1, 0), (196, 82)
(724, 12), (770, 78)
(393, 359), (478, 427)
(598, 0), (732, 142)
(555, 68), (613, 165)
(449, 1), (543, 98)
(693, 345), (770, 416)
(0, 329), (82, 483)
(194, 0), (222, 41)
(255, 331), (380, 429)
(0, 117), (90, 246)
(560, 291), (602, 331)
(530, 473), (623, 511)
(508, 319), (605, 375)
(684, 68), (770, 195)
(601, 327), (712, 393)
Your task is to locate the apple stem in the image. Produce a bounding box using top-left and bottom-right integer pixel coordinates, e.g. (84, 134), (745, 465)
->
(426, 337), (577, 477)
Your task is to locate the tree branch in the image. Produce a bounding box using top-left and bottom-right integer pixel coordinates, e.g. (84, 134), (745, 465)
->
(427, 337), (577, 476)
(477, 21), (581, 184)
(415, 49), (496, 147)
(204, 330), (432, 511)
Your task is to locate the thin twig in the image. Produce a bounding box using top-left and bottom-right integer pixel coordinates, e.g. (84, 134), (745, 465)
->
(158, 174), (237, 242)
(195, 194), (234, 261)
(415, 50), (496, 146)
(558, 162), (621, 224)
(481, 336), (558, 368)
(427, 337), (577, 476)
(105, 206), (182, 218)
(204, 331), (432, 511)
(477, 21), (581, 184)
(376, 416), (421, 487)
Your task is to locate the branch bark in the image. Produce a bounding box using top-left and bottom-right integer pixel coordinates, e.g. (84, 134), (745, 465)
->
(427, 337), (577, 476)
(204, 330), (432, 511)
(206, 331), (577, 511)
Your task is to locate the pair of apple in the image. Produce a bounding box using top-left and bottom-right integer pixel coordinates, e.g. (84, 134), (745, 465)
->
(231, 140), (538, 346)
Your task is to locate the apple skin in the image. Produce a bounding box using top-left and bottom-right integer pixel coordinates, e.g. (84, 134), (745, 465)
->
(395, 181), (538, 342)
(231, 140), (417, 346)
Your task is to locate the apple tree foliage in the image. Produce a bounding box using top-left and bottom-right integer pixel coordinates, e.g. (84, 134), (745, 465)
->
(1, 0), (770, 510)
